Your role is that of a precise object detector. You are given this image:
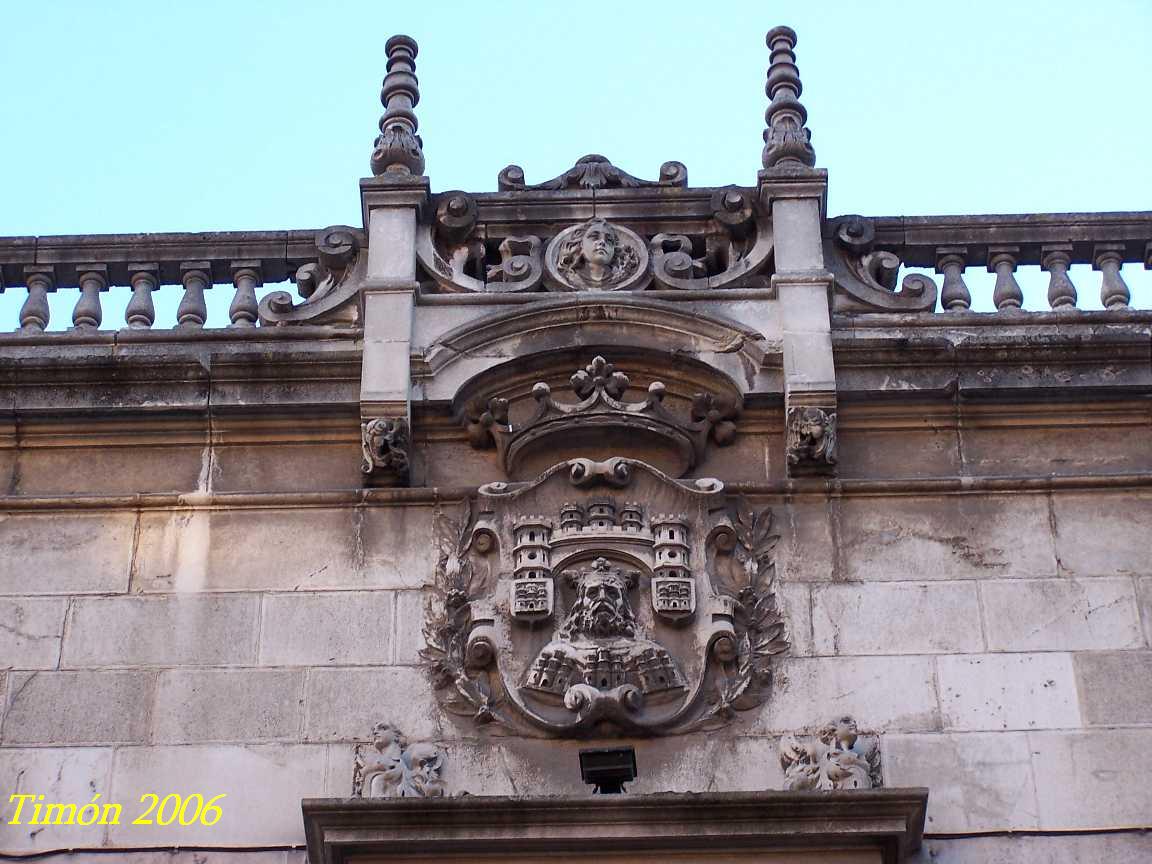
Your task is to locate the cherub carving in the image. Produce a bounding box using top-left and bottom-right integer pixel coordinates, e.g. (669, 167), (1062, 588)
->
(779, 716), (880, 790)
(354, 722), (446, 798)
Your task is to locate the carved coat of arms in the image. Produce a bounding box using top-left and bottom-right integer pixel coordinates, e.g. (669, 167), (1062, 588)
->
(421, 457), (789, 737)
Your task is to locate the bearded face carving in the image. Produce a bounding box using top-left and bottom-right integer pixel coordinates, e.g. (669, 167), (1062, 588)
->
(558, 559), (637, 640)
(524, 558), (685, 705)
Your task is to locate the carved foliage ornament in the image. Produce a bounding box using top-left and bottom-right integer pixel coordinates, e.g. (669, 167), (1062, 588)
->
(419, 459), (789, 737)
(779, 717), (882, 791)
(464, 356), (739, 480)
(353, 723), (445, 798)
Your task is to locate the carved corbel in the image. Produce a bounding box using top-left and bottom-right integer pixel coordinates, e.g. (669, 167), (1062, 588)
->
(786, 405), (837, 475)
(825, 215), (937, 313)
(259, 226), (364, 325)
(361, 417), (411, 485)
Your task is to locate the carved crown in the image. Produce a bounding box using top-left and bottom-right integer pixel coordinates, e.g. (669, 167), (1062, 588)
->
(464, 356), (739, 480)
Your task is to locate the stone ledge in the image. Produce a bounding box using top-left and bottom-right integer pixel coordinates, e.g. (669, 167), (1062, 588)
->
(303, 790), (928, 864)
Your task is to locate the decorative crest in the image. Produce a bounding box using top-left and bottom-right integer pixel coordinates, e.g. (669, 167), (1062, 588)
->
(498, 154), (687, 191)
(370, 35), (426, 176)
(420, 461), (789, 737)
(761, 26), (816, 169)
(464, 356), (739, 479)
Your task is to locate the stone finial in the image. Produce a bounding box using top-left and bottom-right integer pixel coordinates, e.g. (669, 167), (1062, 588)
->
(761, 26), (816, 169)
(370, 35), (426, 177)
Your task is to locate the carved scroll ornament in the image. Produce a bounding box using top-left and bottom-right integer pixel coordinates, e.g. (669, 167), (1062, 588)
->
(419, 462), (789, 738)
(416, 186), (774, 294)
(826, 215), (938, 313)
(259, 226), (365, 326)
(498, 154), (687, 191)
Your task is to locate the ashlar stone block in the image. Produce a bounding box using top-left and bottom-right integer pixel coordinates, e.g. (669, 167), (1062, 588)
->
(62, 594), (259, 667)
(153, 668), (304, 743)
(918, 833), (1152, 864)
(132, 508), (363, 593)
(937, 653), (1081, 731)
(1073, 650), (1152, 725)
(0, 511), (135, 594)
(2, 670), (154, 744)
(0, 596), (67, 669)
(981, 577), (1143, 652)
(0, 747), (114, 853)
(304, 666), (440, 742)
(836, 494), (1056, 581)
(884, 732), (1039, 833)
(758, 655), (940, 733)
(812, 581), (983, 655)
(107, 744), (327, 847)
(259, 591), (393, 666)
(1051, 492), (1152, 576)
(1029, 729), (1152, 829)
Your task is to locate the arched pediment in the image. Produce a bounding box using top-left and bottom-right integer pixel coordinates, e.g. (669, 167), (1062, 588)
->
(420, 296), (779, 402)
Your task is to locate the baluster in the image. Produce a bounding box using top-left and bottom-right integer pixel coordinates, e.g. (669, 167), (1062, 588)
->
(229, 261), (261, 327)
(72, 265), (107, 329)
(1041, 245), (1076, 310)
(20, 266), (54, 332)
(936, 247), (970, 311)
(125, 264), (158, 329)
(178, 262), (210, 328)
(1094, 244), (1130, 309)
(988, 247), (1023, 311)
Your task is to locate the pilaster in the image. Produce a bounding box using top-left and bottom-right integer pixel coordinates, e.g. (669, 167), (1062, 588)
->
(758, 25), (837, 477)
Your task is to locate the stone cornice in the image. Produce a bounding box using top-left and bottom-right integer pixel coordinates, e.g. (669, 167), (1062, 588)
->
(2, 471), (1150, 511)
(302, 790), (929, 864)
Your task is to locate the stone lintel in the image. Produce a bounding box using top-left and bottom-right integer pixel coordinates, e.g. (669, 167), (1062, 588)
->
(303, 789), (929, 864)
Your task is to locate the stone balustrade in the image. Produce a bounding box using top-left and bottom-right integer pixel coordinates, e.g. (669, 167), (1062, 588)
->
(1, 211), (1150, 332)
(0, 230), (319, 331)
(861, 211), (1152, 313)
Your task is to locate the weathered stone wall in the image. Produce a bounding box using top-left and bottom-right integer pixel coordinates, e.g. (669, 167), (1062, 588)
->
(2, 420), (1150, 856)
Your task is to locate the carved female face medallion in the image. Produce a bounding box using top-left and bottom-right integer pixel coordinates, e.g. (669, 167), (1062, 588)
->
(546, 218), (649, 291)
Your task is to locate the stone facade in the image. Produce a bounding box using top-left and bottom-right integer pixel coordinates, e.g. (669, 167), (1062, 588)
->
(1, 25), (1151, 864)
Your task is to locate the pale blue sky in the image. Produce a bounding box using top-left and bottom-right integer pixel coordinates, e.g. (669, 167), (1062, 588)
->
(1, 0), (1149, 321)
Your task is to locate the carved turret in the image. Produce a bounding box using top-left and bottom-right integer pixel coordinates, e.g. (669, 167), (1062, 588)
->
(761, 26), (816, 169)
(370, 35), (426, 176)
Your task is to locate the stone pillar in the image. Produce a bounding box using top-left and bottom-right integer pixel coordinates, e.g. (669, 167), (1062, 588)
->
(759, 26), (837, 476)
(357, 34), (430, 487)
